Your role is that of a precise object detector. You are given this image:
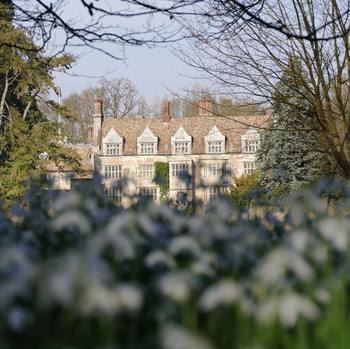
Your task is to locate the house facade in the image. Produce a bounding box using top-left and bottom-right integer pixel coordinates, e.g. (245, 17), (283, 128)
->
(89, 98), (269, 205)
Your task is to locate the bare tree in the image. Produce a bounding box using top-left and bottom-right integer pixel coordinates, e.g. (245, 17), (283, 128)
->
(2, 0), (350, 58)
(98, 78), (139, 117)
(178, 0), (350, 177)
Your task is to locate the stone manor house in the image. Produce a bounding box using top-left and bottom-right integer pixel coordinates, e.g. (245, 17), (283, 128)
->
(49, 98), (269, 205)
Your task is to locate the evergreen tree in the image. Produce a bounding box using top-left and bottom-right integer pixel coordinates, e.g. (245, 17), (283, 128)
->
(0, 3), (79, 207)
(257, 59), (331, 194)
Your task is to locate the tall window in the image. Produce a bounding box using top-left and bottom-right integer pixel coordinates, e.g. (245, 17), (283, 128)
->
(171, 163), (189, 177)
(140, 142), (156, 155)
(105, 188), (122, 204)
(243, 161), (256, 175)
(207, 141), (224, 154)
(106, 143), (122, 156)
(204, 186), (223, 202)
(203, 163), (225, 177)
(138, 164), (154, 179)
(174, 141), (190, 154)
(139, 187), (157, 202)
(104, 165), (122, 178)
(244, 140), (259, 153)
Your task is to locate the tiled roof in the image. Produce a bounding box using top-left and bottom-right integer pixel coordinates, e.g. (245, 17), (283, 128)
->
(101, 115), (269, 155)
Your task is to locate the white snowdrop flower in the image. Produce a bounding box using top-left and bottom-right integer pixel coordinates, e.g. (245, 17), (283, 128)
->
(137, 214), (159, 237)
(199, 280), (242, 311)
(99, 215), (136, 259)
(117, 284), (143, 311)
(44, 260), (78, 306)
(52, 211), (90, 233)
(169, 236), (201, 257)
(311, 243), (328, 264)
(53, 192), (81, 212)
(318, 218), (349, 251)
(256, 298), (277, 324)
(291, 251), (314, 281)
(191, 260), (214, 277)
(159, 272), (194, 302)
(81, 284), (122, 315)
(81, 283), (142, 316)
(289, 230), (309, 253)
(314, 288), (330, 304)
(278, 292), (320, 328)
(161, 324), (214, 349)
(145, 250), (176, 269)
(258, 248), (313, 284)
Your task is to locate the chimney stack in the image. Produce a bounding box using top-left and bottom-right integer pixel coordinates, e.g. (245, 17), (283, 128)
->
(94, 97), (103, 117)
(93, 97), (103, 147)
(199, 99), (213, 116)
(162, 100), (170, 123)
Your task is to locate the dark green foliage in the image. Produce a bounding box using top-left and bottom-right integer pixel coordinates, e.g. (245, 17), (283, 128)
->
(228, 171), (261, 207)
(0, 3), (78, 207)
(153, 161), (169, 199)
(257, 59), (331, 193)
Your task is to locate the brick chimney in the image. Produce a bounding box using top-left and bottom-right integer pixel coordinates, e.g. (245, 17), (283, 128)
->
(199, 99), (213, 116)
(94, 97), (103, 117)
(92, 97), (103, 147)
(162, 99), (170, 123)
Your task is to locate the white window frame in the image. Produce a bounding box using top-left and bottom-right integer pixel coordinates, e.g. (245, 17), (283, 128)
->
(140, 142), (156, 155)
(244, 139), (259, 153)
(139, 187), (158, 202)
(174, 141), (191, 155)
(207, 141), (224, 154)
(138, 164), (154, 179)
(171, 163), (190, 177)
(243, 161), (256, 175)
(105, 143), (122, 156)
(104, 165), (122, 179)
(202, 162), (226, 177)
(204, 186), (224, 202)
(105, 188), (123, 204)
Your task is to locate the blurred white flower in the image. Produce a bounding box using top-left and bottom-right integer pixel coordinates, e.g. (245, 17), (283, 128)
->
(53, 192), (81, 212)
(159, 272), (196, 302)
(318, 218), (349, 251)
(137, 214), (160, 237)
(257, 292), (320, 328)
(161, 324), (214, 349)
(258, 247), (314, 284)
(81, 283), (142, 315)
(199, 280), (242, 311)
(169, 236), (201, 257)
(145, 250), (176, 269)
(278, 292), (320, 328)
(52, 211), (91, 233)
(314, 287), (330, 304)
(288, 230), (309, 253)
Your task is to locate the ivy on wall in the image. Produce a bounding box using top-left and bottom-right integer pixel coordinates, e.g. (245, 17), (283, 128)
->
(153, 161), (169, 200)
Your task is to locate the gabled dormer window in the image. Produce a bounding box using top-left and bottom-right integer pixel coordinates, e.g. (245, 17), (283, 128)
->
(102, 128), (123, 156)
(171, 126), (191, 155)
(205, 126), (225, 154)
(242, 127), (260, 153)
(106, 143), (122, 155)
(137, 127), (158, 155)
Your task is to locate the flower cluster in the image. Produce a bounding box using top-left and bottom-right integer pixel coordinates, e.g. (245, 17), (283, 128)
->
(1, 178), (350, 348)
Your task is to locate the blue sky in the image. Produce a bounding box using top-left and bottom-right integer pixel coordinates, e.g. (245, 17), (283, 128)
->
(51, 1), (196, 102)
(54, 45), (192, 102)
